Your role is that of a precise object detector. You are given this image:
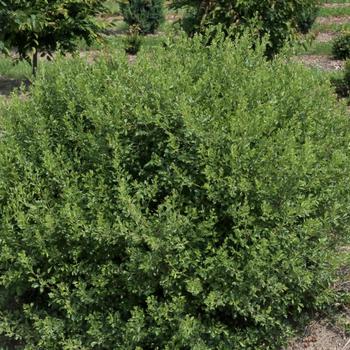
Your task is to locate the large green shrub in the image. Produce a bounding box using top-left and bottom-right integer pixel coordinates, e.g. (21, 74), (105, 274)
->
(120, 0), (164, 34)
(171, 0), (320, 56)
(0, 34), (350, 349)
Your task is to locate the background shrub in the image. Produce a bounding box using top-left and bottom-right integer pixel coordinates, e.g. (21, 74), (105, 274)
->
(0, 34), (349, 349)
(170, 0), (320, 56)
(296, 3), (319, 34)
(124, 25), (143, 54)
(332, 32), (350, 60)
(331, 60), (350, 100)
(120, 0), (164, 34)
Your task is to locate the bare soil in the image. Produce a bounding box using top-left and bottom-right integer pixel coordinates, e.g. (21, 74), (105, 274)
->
(285, 321), (349, 350)
(316, 31), (338, 43)
(322, 3), (350, 9)
(166, 13), (181, 22)
(293, 55), (344, 71)
(316, 16), (350, 25)
(99, 14), (123, 21)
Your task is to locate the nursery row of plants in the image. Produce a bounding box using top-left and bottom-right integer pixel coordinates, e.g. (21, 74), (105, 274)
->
(2, 0), (350, 103)
(0, 0), (349, 349)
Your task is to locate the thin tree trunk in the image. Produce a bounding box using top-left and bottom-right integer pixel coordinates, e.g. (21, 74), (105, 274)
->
(32, 49), (38, 77)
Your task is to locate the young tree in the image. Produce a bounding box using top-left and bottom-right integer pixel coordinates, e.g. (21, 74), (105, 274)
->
(120, 0), (164, 34)
(0, 0), (106, 75)
(171, 0), (319, 56)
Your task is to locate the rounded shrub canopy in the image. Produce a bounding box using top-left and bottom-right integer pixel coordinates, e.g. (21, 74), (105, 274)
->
(0, 35), (350, 349)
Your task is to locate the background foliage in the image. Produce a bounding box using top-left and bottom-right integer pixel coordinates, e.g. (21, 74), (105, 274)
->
(331, 59), (350, 101)
(171, 0), (320, 56)
(120, 0), (164, 34)
(0, 34), (349, 349)
(332, 32), (350, 60)
(0, 0), (105, 73)
(296, 2), (319, 34)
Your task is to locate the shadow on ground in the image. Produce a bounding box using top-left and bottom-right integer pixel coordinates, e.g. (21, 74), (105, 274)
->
(0, 77), (30, 97)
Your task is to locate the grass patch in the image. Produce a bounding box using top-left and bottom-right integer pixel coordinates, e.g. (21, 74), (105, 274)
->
(105, 19), (129, 34)
(313, 22), (350, 33)
(104, 0), (120, 16)
(294, 39), (333, 56)
(320, 0), (350, 3)
(0, 56), (31, 80)
(291, 56), (344, 82)
(304, 40), (333, 55)
(319, 7), (350, 17)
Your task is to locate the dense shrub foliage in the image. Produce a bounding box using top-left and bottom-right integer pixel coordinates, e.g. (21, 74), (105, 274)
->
(120, 0), (164, 34)
(171, 0), (320, 56)
(332, 32), (350, 60)
(0, 35), (350, 349)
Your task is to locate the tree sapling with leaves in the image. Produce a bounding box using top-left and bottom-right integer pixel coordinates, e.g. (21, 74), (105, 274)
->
(0, 0), (106, 75)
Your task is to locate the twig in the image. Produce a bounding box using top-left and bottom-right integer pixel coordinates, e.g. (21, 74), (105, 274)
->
(342, 338), (350, 350)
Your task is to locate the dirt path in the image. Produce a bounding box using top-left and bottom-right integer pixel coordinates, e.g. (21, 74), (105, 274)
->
(293, 55), (344, 70)
(316, 16), (350, 25)
(316, 31), (338, 43)
(322, 3), (350, 9)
